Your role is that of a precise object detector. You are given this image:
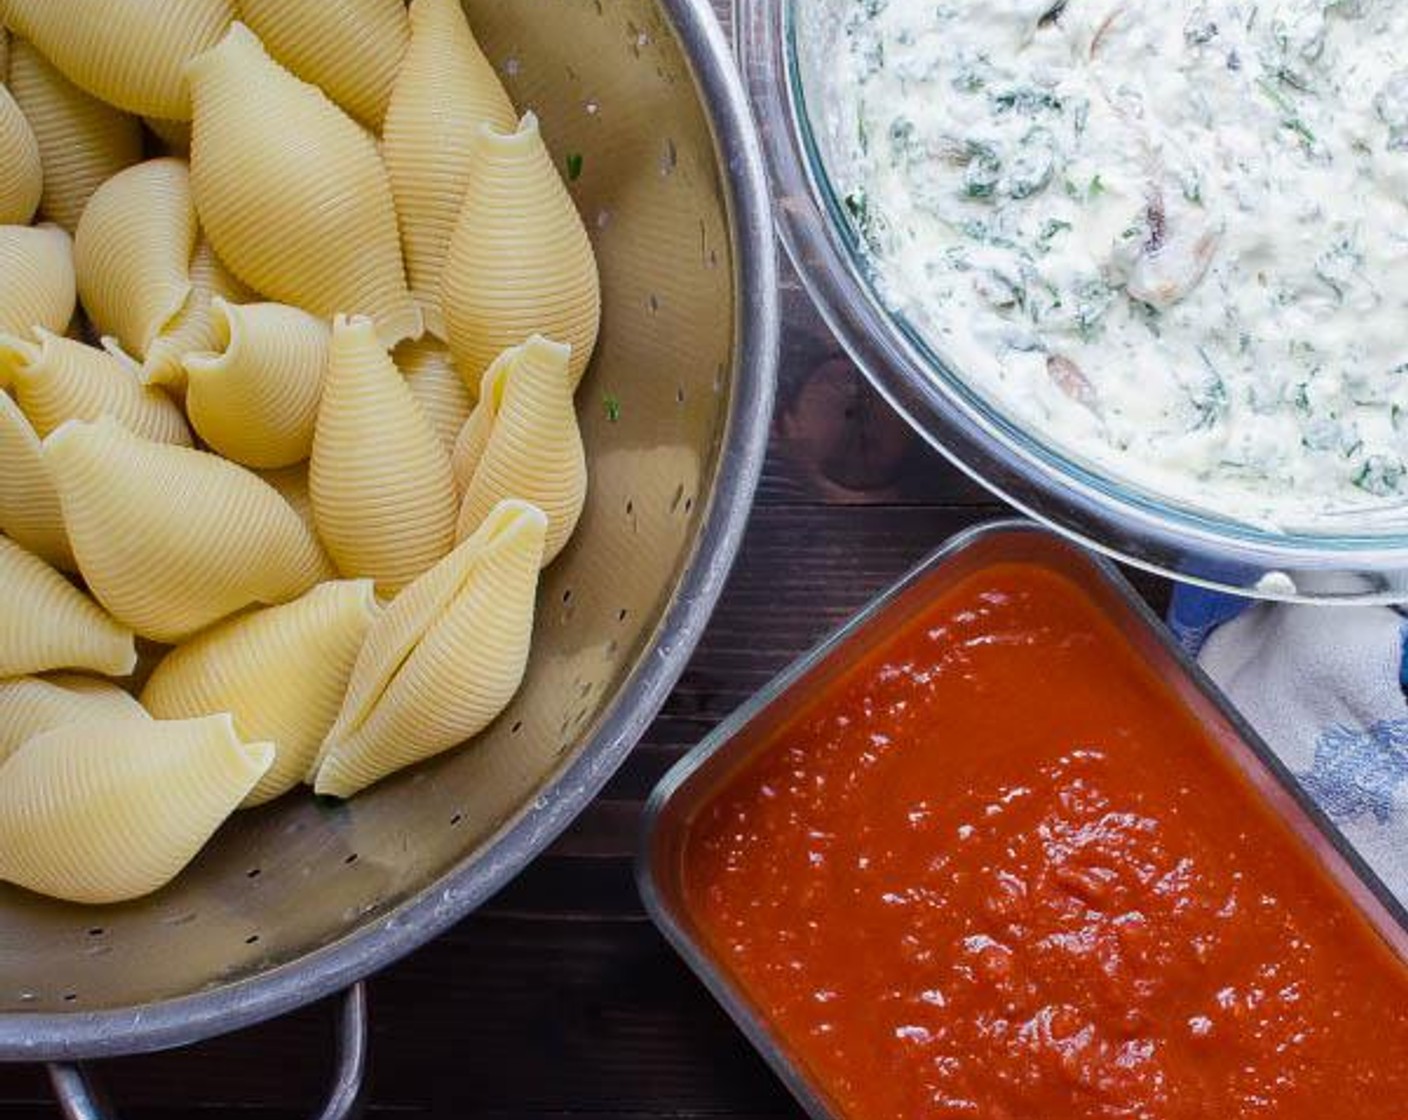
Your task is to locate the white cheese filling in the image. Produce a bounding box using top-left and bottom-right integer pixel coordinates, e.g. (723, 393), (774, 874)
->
(811, 0), (1408, 529)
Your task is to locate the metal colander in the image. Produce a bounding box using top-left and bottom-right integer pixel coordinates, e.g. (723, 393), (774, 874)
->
(0, 0), (777, 1111)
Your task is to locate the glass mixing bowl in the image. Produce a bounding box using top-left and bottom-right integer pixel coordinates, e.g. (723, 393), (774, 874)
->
(736, 0), (1408, 602)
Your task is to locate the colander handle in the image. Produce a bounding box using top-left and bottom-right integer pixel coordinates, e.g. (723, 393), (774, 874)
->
(45, 982), (368, 1120)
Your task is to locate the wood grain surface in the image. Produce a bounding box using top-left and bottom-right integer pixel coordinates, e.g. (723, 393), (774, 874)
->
(0, 3), (1169, 1114)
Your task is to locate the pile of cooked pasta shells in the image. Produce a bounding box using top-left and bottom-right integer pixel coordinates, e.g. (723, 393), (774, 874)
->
(0, 0), (600, 905)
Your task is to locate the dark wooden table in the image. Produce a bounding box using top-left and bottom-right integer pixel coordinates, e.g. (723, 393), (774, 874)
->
(0, 6), (1170, 1115)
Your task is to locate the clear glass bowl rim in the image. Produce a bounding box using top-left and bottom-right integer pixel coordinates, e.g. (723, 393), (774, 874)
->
(734, 0), (1408, 602)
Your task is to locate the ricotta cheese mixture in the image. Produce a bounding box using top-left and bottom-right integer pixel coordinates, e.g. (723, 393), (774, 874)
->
(812, 0), (1408, 527)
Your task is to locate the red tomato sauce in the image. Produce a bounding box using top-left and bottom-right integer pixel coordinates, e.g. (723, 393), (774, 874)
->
(682, 563), (1408, 1120)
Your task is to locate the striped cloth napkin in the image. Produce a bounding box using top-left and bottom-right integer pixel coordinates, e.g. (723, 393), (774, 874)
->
(1168, 586), (1408, 900)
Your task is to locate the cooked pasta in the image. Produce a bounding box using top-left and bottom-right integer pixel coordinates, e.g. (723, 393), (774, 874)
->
(187, 23), (421, 346)
(74, 158), (198, 359)
(0, 328), (192, 443)
(1, 0), (234, 120)
(383, 0), (516, 340)
(446, 348), (498, 497)
(236, 0), (409, 130)
(314, 500), (547, 798)
(442, 113), (600, 388)
(143, 115), (191, 154)
(0, 533), (136, 678)
(42, 416), (333, 643)
(257, 463), (317, 533)
(0, 674), (148, 765)
(142, 239), (253, 390)
(182, 298), (328, 468)
(311, 314), (457, 594)
(0, 0), (613, 893)
(6, 39), (144, 233)
(0, 223), (75, 337)
(397, 337), (473, 460)
(0, 713), (272, 904)
(0, 85), (42, 225)
(142, 580), (380, 806)
(0, 391), (73, 570)
(454, 335), (586, 566)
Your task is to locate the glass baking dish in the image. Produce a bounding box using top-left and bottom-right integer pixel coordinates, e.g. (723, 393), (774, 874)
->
(636, 520), (1408, 1118)
(733, 0), (1408, 603)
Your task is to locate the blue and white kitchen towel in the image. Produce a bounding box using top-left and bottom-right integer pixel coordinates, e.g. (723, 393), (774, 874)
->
(1169, 586), (1408, 900)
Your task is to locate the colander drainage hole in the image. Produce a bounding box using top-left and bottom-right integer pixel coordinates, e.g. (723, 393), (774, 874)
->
(450, 812), (464, 827)
(510, 720), (523, 735)
(246, 867), (261, 880)
(344, 853), (359, 865)
(62, 992), (77, 1003)
(245, 934), (260, 945)
(561, 588), (573, 604)
(86, 926), (104, 937)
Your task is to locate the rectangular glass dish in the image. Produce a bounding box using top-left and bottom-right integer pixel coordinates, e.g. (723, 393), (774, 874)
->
(637, 521), (1408, 1119)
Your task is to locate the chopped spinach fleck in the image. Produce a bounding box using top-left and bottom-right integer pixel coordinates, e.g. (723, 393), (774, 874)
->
(961, 142), (1002, 199)
(1036, 218), (1072, 251)
(1353, 455), (1405, 496)
(991, 85), (1063, 116)
(1185, 19), (1219, 46)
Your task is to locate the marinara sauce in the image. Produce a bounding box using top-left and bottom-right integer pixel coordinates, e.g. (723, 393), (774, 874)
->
(682, 564), (1408, 1119)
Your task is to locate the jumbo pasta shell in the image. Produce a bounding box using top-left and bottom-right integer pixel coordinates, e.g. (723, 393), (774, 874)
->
(446, 347), (507, 493)
(0, 328), (192, 444)
(315, 500), (547, 797)
(0, 713), (272, 905)
(0, 86), (42, 225)
(42, 416), (333, 643)
(237, 0), (409, 130)
(0, 674), (148, 765)
(454, 335), (586, 566)
(442, 113), (600, 388)
(7, 39), (144, 233)
(182, 298), (329, 468)
(142, 239), (255, 391)
(256, 462), (335, 575)
(257, 463), (316, 533)
(74, 158), (198, 359)
(142, 580), (379, 806)
(0, 391), (73, 570)
(0, 534), (136, 678)
(396, 337), (473, 459)
(311, 314), (458, 594)
(0, 224), (75, 337)
(143, 116), (191, 155)
(384, 0), (516, 339)
(187, 23), (420, 347)
(2, 0), (234, 120)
